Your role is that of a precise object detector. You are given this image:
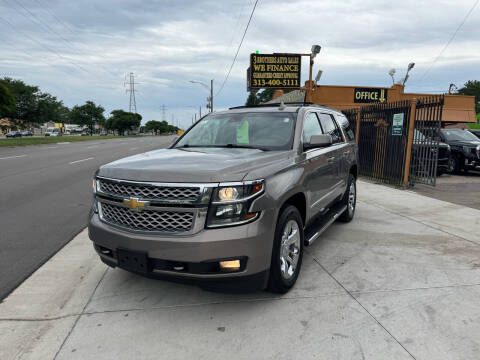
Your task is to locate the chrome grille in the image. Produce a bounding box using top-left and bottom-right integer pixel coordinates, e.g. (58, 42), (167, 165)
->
(99, 180), (200, 201)
(100, 202), (194, 233)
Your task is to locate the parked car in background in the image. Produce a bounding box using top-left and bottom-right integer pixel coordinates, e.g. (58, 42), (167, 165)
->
(100, 130), (108, 136)
(412, 129), (451, 175)
(440, 129), (480, 173)
(469, 129), (480, 139)
(5, 131), (22, 138)
(45, 127), (62, 137)
(20, 130), (33, 137)
(89, 103), (358, 293)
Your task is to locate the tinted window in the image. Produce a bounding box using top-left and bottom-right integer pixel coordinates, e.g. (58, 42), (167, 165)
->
(175, 112), (296, 151)
(302, 112), (323, 143)
(336, 114), (355, 142)
(318, 113), (343, 144)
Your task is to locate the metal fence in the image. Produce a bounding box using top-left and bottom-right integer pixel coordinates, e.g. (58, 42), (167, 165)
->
(409, 96), (444, 186)
(342, 96), (444, 187)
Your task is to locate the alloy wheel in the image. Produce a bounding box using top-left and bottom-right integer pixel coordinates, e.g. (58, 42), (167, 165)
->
(280, 219), (301, 280)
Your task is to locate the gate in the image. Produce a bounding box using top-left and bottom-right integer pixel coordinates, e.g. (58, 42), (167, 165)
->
(409, 96), (444, 186)
(342, 96), (444, 187)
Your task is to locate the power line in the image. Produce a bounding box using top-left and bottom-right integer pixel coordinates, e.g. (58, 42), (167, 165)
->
(0, 15), (96, 78)
(4, 0), (121, 80)
(32, 0), (77, 35)
(215, 0), (259, 97)
(418, 0), (479, 82)
(213, 0), (249, 80)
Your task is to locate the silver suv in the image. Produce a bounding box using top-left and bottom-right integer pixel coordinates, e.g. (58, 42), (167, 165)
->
(89, 103), (358, 293)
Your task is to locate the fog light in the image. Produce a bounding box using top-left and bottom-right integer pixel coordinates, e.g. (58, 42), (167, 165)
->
(219, 260), (241, 271)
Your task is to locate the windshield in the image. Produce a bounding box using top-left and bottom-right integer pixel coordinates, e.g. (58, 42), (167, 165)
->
(441, 130), (479, 142)
(175, 112), (296, 151)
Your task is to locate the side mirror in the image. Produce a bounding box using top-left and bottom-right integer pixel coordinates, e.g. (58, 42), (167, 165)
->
(304, 134), (332, 150)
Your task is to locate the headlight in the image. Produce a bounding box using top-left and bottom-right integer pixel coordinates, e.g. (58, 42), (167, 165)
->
(206, 180), (264, 227)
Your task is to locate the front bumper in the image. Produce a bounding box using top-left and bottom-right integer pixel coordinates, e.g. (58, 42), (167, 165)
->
(88, 208), (276, 290)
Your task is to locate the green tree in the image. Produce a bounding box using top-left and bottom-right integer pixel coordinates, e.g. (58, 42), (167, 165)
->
(0, 82), (15, 118)
(105, 110), (141, 135)
(0, 78), (40, 122)
(245, 91), (259, 106)
(35, 93), (65, 125)
(457, 80), (480, 113)
(69, 101), (105, 135)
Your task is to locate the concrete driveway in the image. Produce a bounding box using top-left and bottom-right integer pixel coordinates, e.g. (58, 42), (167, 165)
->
(1, 181), (479, 360)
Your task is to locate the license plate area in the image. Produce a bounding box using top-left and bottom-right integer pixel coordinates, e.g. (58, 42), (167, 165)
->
(116, 248), (149, 273)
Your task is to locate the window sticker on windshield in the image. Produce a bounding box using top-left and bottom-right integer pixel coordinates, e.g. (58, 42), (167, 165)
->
(237, 120), (249, 144)
(283, 118), (290, 123)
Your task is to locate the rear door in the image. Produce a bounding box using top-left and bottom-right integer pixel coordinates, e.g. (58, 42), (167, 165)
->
(317, 112), (349, 202)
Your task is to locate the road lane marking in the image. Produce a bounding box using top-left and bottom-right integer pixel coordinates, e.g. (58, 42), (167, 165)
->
(69, 157), (94, 164)
(130, 147), (138, 150)
(47, 146), (58, 149)
(57, 142), (71, 144)
(0, 154), (27, 160)
(87, 145), (99, 148)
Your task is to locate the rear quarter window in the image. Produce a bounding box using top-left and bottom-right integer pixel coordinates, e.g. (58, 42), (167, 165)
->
(335, 114), (355, 142)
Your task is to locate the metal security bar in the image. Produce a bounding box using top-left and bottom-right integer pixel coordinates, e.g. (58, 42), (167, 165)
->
(343, 100), (412, 186)
(342, 96), (444, 187)
(409, 96), (444, 186)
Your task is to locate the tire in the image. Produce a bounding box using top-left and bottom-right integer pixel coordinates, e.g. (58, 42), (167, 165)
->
(447, 155), (459, 174)
(267, 205), (304, 294)
(339, 174), (356, 223)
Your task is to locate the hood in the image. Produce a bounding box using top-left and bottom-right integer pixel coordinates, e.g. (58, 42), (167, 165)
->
(98, 147), (292, 183)
(448, 140), (480, 147)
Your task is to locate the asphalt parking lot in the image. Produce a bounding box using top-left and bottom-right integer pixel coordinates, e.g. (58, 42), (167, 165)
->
(1, 181), (479, 360)
(412, 170), (480, 210)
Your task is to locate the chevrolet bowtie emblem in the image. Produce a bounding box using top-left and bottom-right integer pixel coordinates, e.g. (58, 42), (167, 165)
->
(123, 197), (149, 211)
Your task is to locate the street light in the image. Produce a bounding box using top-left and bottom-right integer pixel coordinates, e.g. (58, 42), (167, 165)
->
(402, 62), (415, 86)
(388, 68), (396, 85)
(189, 80), (213, 112)
(311, 45), (321, 58)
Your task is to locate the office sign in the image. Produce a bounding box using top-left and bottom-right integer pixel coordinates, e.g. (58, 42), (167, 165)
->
(354, 87), (388, 103)
(392, 113), (404, 136)
(249, 53), (301, 89)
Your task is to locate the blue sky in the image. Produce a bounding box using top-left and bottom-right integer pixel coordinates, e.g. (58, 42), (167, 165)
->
(0, 0), (479, 128)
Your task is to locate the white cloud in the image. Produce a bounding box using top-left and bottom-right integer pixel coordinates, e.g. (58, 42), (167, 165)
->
(0, 0), (479, 129)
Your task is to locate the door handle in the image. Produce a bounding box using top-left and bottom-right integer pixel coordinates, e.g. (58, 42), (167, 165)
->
(327, 157), (335, 163)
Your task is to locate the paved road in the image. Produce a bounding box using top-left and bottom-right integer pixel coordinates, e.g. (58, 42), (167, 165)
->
(0, 136), (175, 300)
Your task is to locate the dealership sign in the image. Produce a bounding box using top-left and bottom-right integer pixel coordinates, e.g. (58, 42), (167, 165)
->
(353, 88), (388, 103)
(249, 54), (301, 89)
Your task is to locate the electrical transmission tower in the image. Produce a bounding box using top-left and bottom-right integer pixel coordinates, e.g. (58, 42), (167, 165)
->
(161, 104), (167, 122)
(125, 72), (138, 113)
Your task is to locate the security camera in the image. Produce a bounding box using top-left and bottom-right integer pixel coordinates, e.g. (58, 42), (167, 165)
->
(315, 70), (323, 83)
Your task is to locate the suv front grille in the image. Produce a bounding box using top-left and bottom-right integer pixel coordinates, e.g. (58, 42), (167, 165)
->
(100, 202), (194, 233)
(99, 179), (200, 201)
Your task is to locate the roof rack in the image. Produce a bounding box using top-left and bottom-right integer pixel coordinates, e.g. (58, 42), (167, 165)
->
(229, 101), (316, 110)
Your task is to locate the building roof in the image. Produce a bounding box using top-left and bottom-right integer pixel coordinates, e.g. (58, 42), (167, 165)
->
(265, 90), (306, 104)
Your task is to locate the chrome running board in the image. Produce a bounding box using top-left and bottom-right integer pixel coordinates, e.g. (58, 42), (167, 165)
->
(304, 204), (347, 246)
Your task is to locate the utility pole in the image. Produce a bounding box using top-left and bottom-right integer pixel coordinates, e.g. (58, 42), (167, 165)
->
(125, 72), (138, 113)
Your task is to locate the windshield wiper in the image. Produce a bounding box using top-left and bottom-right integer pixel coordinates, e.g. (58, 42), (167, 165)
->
(213, 144), (269, 151)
